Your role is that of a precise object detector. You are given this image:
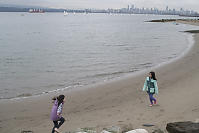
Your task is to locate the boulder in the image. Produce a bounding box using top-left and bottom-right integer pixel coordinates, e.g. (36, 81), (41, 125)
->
(125, 129), (148, 133)
(166, 121), (199, 133)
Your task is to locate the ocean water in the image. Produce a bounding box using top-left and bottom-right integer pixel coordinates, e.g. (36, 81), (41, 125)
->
(0, 12), (198, 99)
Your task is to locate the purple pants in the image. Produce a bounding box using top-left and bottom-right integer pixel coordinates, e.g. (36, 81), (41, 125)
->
(148, 93), (156, 104)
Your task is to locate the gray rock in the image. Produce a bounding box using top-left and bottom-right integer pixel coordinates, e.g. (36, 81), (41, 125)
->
(125, 129), (148, 133)
(166, 121), (199, 133)
(142, 124), (155, 127)
(120, 124), (133, 133)
(101, 130), (112, 133)
(152, 129), (164, 133)
(103, 126), (121, 133)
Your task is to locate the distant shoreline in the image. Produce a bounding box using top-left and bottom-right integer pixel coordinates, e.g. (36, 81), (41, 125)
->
(148, 19), (199, 34)
(0, 11), (199, 17)
(147, 19), (199, 29)
(147, 18), (199, 23)
(1, 7), (199, 17)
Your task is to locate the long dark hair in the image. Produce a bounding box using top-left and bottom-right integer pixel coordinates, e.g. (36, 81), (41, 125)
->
(52, 95), (65, 106)
(150, 71), (157, 80)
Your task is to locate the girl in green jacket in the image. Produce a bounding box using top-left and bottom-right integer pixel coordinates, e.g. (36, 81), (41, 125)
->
(143, 71), (158, 106)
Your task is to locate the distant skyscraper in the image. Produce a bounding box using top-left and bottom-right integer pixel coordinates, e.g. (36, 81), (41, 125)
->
(131, 5), (134, 10)
(127, 5), (130, 10)
(166, 6), (169, 11)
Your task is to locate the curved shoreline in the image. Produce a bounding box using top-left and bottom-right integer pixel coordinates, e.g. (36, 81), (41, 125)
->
(0, 29), (195, 101)
(1, 24), (199, 133)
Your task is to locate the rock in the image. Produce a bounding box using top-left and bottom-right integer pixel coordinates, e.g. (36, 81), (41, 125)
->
(142, 124), (155, 127)
(77, 127), (96, 133)
(184, 30), (199, 33)
(103, 126), (121, 133)
(148, 19), (177, 22)
(152, 129), (164, 133)
(166, 121), (199, 133)
(101, 130), (112, 133)
(125, 129), (148, 133)
(120, 124), (133, 133)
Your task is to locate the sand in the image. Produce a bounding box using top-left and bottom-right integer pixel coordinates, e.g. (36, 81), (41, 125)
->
(176, 19), (199, 26)
(0, 22), (199, 133)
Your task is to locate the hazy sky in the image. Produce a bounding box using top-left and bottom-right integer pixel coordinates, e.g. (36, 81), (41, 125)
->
(1, 0), (199, 12)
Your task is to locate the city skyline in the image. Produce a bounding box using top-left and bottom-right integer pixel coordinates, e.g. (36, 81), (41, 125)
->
(105, 5), (199, 16)
(1, 4), (198, 17)
(0, 0), (199, 12)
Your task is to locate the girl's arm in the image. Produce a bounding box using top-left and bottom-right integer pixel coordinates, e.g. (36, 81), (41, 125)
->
(154, 81), (158, 94)
(142, 78), (147, 91)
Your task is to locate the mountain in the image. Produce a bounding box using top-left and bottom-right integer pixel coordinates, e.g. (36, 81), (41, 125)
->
(0, 4), (44, 8)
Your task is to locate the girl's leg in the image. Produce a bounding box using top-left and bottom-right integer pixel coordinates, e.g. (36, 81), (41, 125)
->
(52, 121), (58, 133)
(149, 93), (156, 105)
(148, 93), (153, 105)
(57, 117), (65, 129)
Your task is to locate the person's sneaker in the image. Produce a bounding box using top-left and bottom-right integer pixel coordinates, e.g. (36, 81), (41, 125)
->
(149, 104), (153, 107)
(154, 100), (157, 105)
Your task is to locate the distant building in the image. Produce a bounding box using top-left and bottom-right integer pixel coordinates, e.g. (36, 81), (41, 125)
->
(127, 5), (130, 11)
(166, 6), (169, 11)
(131, 5), (134, 10)
(29, 8), (45, 13)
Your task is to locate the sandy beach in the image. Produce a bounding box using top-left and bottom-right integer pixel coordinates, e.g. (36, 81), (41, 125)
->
(0, 21), (199, 133)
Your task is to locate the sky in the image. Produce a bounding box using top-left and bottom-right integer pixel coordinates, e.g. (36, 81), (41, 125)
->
(0, 0), (199, 12)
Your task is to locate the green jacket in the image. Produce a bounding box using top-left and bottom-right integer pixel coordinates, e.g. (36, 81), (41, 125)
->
(143, 77), (158, 94)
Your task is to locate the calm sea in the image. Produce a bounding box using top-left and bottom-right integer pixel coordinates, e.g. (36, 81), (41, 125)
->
(0, 12), (197, 99)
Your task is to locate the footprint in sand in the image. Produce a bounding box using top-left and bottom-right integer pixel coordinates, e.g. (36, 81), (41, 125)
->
(140, 100), (144, 103)
(155, 114), (162, 118)
(107, 114), (112, 117)
(160, 109), (165, 112)
(195, 118), (199, 123)
(192, 108), (199, 112)
(139, 97), (144, 103)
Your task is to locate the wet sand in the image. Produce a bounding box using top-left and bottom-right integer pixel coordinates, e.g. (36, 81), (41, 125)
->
(0, 22), (199, 133)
